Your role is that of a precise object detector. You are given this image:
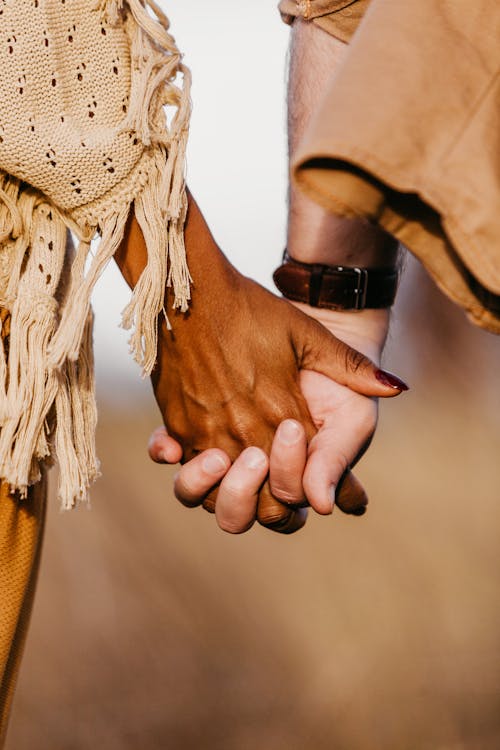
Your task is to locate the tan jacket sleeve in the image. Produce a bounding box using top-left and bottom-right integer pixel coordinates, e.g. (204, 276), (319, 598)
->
(278, 0), (370, 42)
(280, 0), (500, 335)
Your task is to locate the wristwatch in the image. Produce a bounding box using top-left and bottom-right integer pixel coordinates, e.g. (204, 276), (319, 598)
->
(273, 250), (399, 310)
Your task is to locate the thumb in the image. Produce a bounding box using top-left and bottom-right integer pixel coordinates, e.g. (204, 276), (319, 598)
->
(293, 314), (408, 398)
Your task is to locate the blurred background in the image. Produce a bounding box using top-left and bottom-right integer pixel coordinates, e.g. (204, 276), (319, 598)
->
(6, 1), (500, 748)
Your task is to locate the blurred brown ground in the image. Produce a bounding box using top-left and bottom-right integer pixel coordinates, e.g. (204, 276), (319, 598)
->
(6, 258), (500, 750)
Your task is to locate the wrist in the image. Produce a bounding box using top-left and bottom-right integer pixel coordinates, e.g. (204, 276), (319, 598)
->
(287, 187), (399, 269)
(182, 191), (238, 294)
(114, 206), (148, 289)
(115, 192), (237, 301)
(274, 251), (398, 312)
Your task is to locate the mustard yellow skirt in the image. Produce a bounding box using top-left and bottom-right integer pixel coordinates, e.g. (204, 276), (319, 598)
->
(0, 308), (47, 747)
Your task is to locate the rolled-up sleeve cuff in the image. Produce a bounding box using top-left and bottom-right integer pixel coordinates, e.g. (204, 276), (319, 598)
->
(279, 0), (353, 22)
(278, 0), (369, 42)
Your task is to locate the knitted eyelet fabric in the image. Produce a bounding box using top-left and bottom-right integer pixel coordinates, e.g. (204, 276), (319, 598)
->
(0, 0), (192, 508)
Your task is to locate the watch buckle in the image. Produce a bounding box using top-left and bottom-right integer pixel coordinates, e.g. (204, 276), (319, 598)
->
(353, 267), (368, 309)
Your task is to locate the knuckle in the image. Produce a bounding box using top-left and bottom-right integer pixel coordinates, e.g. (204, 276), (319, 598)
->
(265, 397), (294, 423)
(258, 505), (291, 526)
(265, 402), (305, 434)
(331, 453), (350, 480)
(149, 426), (166, 446)
(218, 517), (252, 535)
(263, 512), (302, 534)
(345, 347), (368, 375)
(271, 484), (304, 505)
(167, 413), (214, 448)
(174, 473), (201, 501)
(148, 431), (167, 457)
(221, 478), (252, 499)
(225, 409), (259, 447)
(165, 417), (188, 445)
(148, 446), (163, 463)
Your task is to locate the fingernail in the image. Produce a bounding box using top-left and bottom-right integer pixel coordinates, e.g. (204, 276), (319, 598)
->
(375, 369), (409, 391)
(202, 453), (228, 475)
(242, 447), (267, 470)
(351, 506), (367, 517)
(330, 486), (336, 511)
(278, 419), (302, 446)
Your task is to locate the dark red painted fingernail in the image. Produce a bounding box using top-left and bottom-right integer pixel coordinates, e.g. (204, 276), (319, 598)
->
(375, 369), (409, 391)
(351, 506), (367, 517)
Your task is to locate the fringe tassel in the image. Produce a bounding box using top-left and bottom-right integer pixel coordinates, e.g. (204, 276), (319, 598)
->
(5, 192), (37, 307)
(48, 204), (129, 369)
(56, 0), (192, 376)
(0, 175), (20, 418)
(0, 201), (66, 494)
(55, 309), (99, 510)
(0, 199), (99, 506)
(68, 309), (99, 491)
(53, 232), (100, 508)
(92, 0), (124, 25)
(0, 0), (192, 505)
(121, 150), (169, 373)
(126, 0), (173, 51)
(0, 174), (26, 309)
(0, 312), (8, 420)
(0, 174), (22, 243)
(116, 0), (192, 371)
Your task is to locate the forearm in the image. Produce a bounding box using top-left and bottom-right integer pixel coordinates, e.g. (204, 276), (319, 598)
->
(115, 191), (232, 305)
(287, 20), (398, 270)
(287, 20), (399, 356)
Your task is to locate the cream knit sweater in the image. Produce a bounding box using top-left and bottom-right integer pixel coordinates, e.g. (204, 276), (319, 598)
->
(0, 0), (191, 507)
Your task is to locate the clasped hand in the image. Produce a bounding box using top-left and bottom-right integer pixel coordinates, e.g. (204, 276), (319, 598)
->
(145, 198), (407, 534)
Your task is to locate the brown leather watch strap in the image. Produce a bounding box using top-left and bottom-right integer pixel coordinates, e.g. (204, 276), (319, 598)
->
(273, 252), (398, 310)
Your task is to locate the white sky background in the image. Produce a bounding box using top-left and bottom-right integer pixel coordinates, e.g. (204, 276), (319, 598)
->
(92, 1), (290, 399)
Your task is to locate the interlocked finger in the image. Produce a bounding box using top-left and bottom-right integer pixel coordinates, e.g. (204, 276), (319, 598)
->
(215, 447), (268, 534)
(174, 449), (230, 507)
(269, 419), (308, 507)
(335, 470), (369, 515)
(202, 491), (217, 514)
(264, 506), (308, 534)
(257, 481), (308, 533)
